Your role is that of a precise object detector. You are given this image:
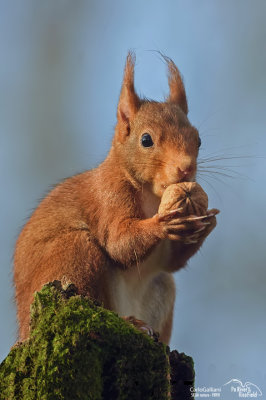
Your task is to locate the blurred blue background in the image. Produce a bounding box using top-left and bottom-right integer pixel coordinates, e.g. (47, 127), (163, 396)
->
(0, 0), (265, 395)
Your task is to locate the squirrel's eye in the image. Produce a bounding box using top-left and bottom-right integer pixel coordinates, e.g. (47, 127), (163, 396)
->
(141, 133), (154, 148)
(198, 136), (201, 148)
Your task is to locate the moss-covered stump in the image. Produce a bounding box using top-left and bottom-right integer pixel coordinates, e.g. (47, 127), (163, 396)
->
(170, 351), (195, 400)
(0, 281), (194, 400)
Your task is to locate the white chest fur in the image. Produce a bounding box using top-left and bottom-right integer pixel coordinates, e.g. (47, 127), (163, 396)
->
(108, 240), (176, 333)
(107, 185), (176, 334)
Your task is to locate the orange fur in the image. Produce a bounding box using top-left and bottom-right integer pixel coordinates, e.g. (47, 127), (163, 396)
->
(14, 52), (217, 343)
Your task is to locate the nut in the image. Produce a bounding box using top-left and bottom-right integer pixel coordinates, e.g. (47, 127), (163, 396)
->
(159, 182), (208, 216)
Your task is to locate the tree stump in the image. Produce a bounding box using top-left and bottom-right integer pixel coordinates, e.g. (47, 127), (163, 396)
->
(0, 281), (194, 399)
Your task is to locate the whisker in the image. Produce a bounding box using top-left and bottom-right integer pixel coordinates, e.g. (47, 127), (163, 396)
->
(197, 172), (237, 198)
(196, 175), (222, 202)
(199, 143), (259, 157)
(198, 164), (250, 169)
(198, 171), (233, 185)
(197, 167), (252, 181)
(197, 110), (221, 131)
(198, 169), (238, 180)
(199, 156), (250, 164)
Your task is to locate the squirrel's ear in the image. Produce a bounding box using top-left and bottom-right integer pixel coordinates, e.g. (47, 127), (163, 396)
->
(165, 56), (188, 115)
(117, 52), (140, 136)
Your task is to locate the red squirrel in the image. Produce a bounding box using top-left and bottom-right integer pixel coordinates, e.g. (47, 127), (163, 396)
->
(14, 52), (218, 344)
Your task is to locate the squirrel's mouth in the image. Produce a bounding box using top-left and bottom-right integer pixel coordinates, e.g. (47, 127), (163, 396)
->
(179, 176), (196, 183)
(155, 174), (197, 198)
(162, 176), (196, 189)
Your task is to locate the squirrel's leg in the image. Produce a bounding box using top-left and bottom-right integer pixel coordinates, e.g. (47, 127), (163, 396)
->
(105, 216), (163, 265)
(15, 230), (107, 341)
(165, 210), (218, 272)
(159, 303), (174, 345)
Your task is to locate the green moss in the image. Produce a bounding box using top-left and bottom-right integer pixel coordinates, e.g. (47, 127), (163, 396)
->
(1, 282), (172, 400)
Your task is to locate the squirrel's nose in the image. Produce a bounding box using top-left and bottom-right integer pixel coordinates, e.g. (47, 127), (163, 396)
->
(178, 166), (194, 181)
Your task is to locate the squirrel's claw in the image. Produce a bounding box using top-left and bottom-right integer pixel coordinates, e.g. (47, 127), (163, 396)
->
(158, 208), (183, 222)
(123, 316), (159, 341)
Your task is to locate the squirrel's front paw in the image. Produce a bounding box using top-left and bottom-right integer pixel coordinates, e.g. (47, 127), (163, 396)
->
(157, 208), (219, 243)
(157, 181), (220, 243)
(182, 209), (218, 244)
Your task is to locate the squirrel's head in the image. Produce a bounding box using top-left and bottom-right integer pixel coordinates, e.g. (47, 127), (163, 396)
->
(113, 52), (201, 198)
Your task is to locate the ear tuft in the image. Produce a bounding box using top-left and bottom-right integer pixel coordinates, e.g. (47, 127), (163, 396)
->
(160, 54), (188, 115)
(117, 51), (140, 129)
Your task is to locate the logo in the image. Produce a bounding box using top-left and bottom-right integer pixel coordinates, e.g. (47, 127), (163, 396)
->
(223, 379), (262, 398)
(189, 379), (263, 398)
